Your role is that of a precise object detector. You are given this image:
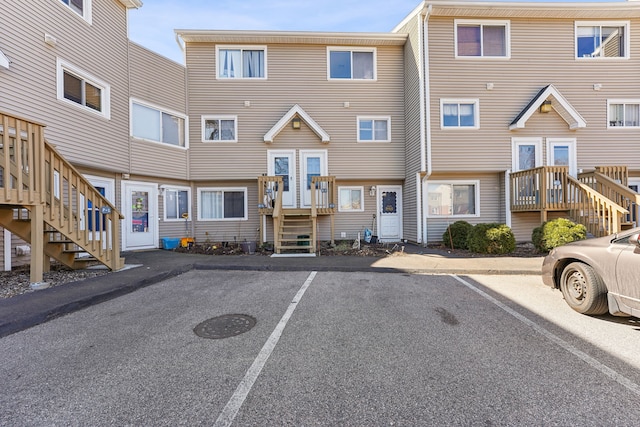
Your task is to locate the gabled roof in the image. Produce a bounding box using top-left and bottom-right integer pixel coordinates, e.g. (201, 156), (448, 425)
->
(0, 49), (9, 69)
(509, 84), (586, 131)
(264, 105), (330, 143)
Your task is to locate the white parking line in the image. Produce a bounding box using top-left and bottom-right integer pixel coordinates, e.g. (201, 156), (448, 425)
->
(452, 275), (640, 397)
(214, 271), (318, 427)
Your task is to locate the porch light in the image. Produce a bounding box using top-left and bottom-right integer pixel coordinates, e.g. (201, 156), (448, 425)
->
(540, 100), (552, 113)
(291, 117), (301, 129)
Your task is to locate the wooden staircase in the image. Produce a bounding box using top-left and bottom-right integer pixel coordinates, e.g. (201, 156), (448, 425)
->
(1, 111), (124, 283)
(276, 209), (316, 254)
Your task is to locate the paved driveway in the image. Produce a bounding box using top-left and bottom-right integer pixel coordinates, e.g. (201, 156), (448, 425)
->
(1, 270), (639, 426)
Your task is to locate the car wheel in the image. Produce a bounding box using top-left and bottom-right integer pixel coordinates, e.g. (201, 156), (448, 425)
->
(559, 262), (608, 315)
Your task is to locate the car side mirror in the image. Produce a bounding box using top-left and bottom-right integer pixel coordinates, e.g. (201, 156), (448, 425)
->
(628, 233), (640, 248)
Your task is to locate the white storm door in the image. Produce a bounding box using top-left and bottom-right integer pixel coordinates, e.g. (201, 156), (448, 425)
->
(268, 150), (296, 208)
(512, 138), (542, 172)
(377, 185), (402, 242)
(85, 176), (115, 250)
(122, 181), (158, 250)
(300, 150), (328, 208)
(547, 138), (577, 177)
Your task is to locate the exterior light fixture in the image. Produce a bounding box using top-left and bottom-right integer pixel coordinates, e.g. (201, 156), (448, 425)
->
(369, 186), (377, 197)
(292, 117), (301, 129)
(540, 100), (552, 113)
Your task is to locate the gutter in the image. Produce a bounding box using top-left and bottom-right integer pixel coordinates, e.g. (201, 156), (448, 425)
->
(418, 3), (432, 244)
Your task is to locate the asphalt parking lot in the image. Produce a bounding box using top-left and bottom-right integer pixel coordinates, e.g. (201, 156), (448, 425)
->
(1, 270), (640, 426)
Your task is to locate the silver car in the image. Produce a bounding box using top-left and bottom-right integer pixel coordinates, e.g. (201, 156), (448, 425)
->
(542, 227), (640, 317)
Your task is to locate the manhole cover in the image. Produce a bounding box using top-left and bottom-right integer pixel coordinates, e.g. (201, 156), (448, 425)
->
(193, 314), (256, 339)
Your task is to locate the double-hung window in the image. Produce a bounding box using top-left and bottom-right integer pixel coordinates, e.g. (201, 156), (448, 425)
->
(163, 187), (191, 221)
(441, 99), (479, 129)
(202, 116), (237, 142)
(455, 20), (509, 58)
(607, 100), (640, 128)
(427, 181), (479, 217)
(358, 117), (390, 142)
(57, 59), (109, 118)
(198, 188), (247, 221)
(338, 187), (364, 212)
(217, 46), (266, 79)
(131, 100), (186, 147)
(60, 0), (91, 23)
(328, 47), (376, 80)
(576, 22), (629, 59)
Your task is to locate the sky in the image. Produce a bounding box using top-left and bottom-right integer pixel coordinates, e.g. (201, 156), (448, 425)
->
(128, 0), (620, 64)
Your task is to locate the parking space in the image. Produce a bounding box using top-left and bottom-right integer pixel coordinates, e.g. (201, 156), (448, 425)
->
(1, 270), (639, 426)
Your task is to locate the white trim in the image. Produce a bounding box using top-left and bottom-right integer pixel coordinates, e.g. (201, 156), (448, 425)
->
(216, 45), (268, 80)
(425, 180), (481, 218)
(440, 98), (480, 130)
(267, 150), (297, 209)
(263, 104), (330, 143)
(161, 185), (192, 222)
(201, 115), (238, 143)
(3, 229), (11, 271)
(505, 169), (512, 229)
(299, 150), (328, 208)
(509, 84), (586, 130)
(574, 21), (630, 60)
(58, 0), (92, 25)
(547, 138), (578, 177)
(0, 49), (9, 69)
(121, 181), (159, 251)
(56, 58), (110, 119)
(376, 185), (403, 242)
(356, 116), (391, 142)
(327, 46), (377, 81)
(454, 19), (511, 59)
(130, 98), (188, 149)
(337, 186), (365, 212)
(606, 99), (640, 129)
(197, 187), (248, 221)
(84, 175), (115, 203)
(512, 137), (543, 172)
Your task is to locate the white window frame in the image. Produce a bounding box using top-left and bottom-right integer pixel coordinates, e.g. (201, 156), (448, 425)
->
(357, 116), (391, 142)
(440, 99), (480, 130)
(162, 185), (192, 222)
(130, 98), (188, 149)
(512, 137), (543, 172)
(426, 180), (480, 218)
(57, 58), (110, 119)
(216, 45), (267, 80)
(197, 187), (248, 221)
(607, 99), (640, 128)
(327, 47), (377, 81)
(338, 186), (365, 212)
(575, 21), (630, 60)
(201, 115), (238, 142)
(454, 19), (511, 59)
(59, 0), (92, 24)
(547, 138), (578, 177)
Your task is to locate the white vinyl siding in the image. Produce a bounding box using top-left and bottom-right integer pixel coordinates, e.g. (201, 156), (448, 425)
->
(56, 59), (110, 119)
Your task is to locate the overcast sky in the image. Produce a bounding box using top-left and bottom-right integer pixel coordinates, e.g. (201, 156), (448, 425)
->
(128, 0), (620, 64)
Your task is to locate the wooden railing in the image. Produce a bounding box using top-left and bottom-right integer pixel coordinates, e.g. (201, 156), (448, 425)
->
(595, 166), (628, 186)
(510, 166), (629, 237)
(310, 176), (337, 215)
(579, 170), (639, 228)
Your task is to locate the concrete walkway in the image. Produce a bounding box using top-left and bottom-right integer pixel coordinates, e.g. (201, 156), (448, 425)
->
(0, 246), (543, 338)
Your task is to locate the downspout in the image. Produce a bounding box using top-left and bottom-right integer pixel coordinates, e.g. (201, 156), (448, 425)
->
(3, 229), (11, 271)
(419, 4), (432, 244)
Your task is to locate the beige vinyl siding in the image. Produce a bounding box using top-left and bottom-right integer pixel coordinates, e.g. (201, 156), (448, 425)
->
(427, 16), (640, 174)
(0, 0), (131, 173)
(423, 172), (503, 243)
(185, 43), (405, 181)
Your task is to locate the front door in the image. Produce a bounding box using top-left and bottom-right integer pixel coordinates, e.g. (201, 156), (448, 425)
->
(122, 181), (158, 250)
(300, 150), (328, 208)
(512, 138), (542, 172)
(547, 138), (577, 176)
(268, 150), (296, 208)
(377, 185), (402, 242)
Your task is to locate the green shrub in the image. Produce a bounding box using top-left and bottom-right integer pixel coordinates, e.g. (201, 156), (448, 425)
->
(467, 223), (516, 254)
(532, 218), (586, 253)
(442, 221), (473, 249)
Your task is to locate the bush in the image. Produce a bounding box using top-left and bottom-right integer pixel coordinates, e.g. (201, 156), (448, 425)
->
(532, 218), (586, 253)
(442, 221), (473, 249)
(467, 223), (516, 254)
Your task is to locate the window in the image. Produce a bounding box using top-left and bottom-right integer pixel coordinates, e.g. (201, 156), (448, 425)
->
(455, 20), (509, 58)
(441, 99), (479, 129)
(608, 100), (640, 128)
(358, 117), (390, 142)
(427, 181), (479, 217)
(56, 59), (109, 118)
(338, 187), (364, 212)
(576, 22), (628, 59)
(202, 116), (237, 142)
(328, 47), (376, 80)
(131, 100), (186, 147)
(60, 0), (91, 23)
(163, 187), (191, 221)
(217, 46), (266, 79)
(198, 188), (247, 221)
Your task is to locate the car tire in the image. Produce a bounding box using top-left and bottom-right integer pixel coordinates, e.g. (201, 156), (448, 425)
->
(559, 262), (608, 315)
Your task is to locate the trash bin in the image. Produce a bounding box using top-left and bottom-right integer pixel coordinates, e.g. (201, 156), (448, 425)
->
(297, 235), (310, 246)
